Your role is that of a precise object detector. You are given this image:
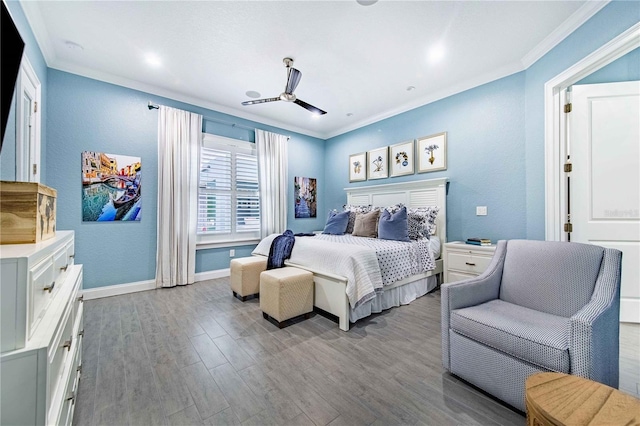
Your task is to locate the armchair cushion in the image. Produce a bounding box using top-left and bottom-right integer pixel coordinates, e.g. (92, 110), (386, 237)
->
(500, 240), (604, 317)
(451, 299), (570, 372)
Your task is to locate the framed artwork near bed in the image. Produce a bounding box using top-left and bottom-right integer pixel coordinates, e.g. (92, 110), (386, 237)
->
(417, 132), (447, 173)
(294, 176), (317, 218)
(367, 146), (388, 180)
(348, 152), (367, 182)
(389, 140), (414, 177)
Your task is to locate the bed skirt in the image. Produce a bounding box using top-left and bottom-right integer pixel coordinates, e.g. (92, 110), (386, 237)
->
(349, 274), (438, 323)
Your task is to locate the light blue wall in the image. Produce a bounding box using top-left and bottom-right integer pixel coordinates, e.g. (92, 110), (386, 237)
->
(325, 1), (639, 242)
(8, 0), (639, 289)
(1, 1), (48, 182)
(325, 73), (527, 243)
(46, 70), (324, 288)
(523, 1), (640, 239)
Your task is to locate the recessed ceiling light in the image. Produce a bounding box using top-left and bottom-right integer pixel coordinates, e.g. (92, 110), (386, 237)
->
(428, 44), (445, 63)
(357, 0), (378, 5)
(64, 41), (84, 51)
(346, 113), (353, 117)
(145, 53), (162, 67)
(406, 86), (415, 91)
(245, 90), (261, 98)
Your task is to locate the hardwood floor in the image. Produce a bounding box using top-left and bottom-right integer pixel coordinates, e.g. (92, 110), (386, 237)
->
(74, 277), (639, 426)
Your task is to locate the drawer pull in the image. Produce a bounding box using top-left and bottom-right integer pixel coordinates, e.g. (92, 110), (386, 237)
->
(78, 329), (84, 337)
(60, 264), (69, 272)
(43, 282), (55, 293)
(465, 262), (476, 266)
(66, 391), (75, 404)
(77, 295), (84, 303)
(63, 336), (73, 351)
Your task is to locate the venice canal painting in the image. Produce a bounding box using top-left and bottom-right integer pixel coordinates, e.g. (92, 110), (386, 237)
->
(82, 151), (142, 221)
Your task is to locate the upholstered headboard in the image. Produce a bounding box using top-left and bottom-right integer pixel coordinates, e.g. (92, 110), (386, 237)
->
(344, 177), (448, 242)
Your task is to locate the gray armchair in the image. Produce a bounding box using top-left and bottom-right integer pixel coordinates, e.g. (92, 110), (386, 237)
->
(441, 240), (622, 411)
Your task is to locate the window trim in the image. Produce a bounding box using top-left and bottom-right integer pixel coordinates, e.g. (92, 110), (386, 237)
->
(196, 133), (260, 249)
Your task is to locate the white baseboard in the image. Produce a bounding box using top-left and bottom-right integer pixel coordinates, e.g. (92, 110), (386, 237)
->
(82, 268), (231, 300)
(195, 268), (230, 282)
(620, 298), (640, 323)
(82, 279), (156, 300)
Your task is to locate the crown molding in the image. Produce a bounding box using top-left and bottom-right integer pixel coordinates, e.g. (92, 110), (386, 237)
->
(19, 0), (56, 65)
(521, 1), (609, 69)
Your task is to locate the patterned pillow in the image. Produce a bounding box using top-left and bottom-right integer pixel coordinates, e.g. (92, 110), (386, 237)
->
(343, 204), (372, 233)
(407, 206), (439, 237)
(407, 212), (427, 240)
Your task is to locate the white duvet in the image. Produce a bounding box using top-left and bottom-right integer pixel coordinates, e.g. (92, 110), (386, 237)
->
(252, 234), (436, 309)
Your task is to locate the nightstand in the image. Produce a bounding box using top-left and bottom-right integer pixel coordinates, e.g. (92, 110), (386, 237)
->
(444, 241), (497, 283)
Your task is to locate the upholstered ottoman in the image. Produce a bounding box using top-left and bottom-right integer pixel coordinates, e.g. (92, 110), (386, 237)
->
(260, 267), (314, 328)
(230, 256), (268, 301)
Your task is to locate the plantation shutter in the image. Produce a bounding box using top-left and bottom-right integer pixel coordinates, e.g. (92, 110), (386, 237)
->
(197, 134), (261, 245)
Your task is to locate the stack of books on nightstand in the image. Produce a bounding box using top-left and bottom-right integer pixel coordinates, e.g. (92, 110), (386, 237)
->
(466, 237), (492, 246)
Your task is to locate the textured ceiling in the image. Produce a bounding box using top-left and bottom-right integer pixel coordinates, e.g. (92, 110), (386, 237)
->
(21, 1), (606, 139)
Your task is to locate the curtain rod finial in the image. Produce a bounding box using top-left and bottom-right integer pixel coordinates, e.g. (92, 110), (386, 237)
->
(148, 101), (159, 110)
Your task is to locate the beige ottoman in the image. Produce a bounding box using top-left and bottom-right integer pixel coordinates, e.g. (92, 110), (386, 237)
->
(260, 267), (314, 328)
(230, 256), (268, 301)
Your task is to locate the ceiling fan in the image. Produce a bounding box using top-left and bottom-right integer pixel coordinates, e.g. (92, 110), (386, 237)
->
(241, 58), (327, 115)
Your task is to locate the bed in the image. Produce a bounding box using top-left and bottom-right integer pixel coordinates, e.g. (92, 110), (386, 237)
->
(253, 177), (447, 331)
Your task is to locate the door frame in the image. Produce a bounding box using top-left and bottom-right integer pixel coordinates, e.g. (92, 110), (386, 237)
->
(544, 22), (640, 241)
(15, 56), (41, 183)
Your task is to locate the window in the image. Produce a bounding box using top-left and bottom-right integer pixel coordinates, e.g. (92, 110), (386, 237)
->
(197, 134), (260, 247)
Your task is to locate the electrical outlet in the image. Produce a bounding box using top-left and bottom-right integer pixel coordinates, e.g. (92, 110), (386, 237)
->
(229, 249), (235, 257)
(476, 206), (488, 216)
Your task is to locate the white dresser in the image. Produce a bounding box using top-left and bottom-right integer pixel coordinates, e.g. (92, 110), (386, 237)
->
(1, 231), (84, 426)
(444, 241), (497, 283)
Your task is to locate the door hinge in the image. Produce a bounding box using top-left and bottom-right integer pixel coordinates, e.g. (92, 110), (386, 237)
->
(34, 101), (38, 113)
(564, 222), (573, 233)
(564, 162), (572, 173)
(564, 103), (572, 113)
(32, 164), (37, 175)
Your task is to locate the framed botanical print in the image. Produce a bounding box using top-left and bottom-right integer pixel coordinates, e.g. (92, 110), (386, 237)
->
(348, 152), (367, 182)
(367, 146), (388, 180)
(389, 140), (414, 177)
(417, 132), (447, 173)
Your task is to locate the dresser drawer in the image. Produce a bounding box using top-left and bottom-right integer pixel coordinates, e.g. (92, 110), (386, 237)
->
(66, 239), (75, 266)
(51, 330), (82, 426)
(53, 246), (69, 281)
(29, 257), (55, 337)
(48, 299), (75, 408)
(447, 251), (493, 274)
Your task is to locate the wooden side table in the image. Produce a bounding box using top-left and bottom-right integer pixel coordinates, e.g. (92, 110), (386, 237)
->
(525, 372), (640, 426)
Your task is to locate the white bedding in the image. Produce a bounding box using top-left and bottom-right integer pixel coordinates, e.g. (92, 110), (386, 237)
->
(252, 234), (437, 309)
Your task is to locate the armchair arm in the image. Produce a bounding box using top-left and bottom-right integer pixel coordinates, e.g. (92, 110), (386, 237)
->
(441, 240), (506, 370)
(569, 248), (622, 388)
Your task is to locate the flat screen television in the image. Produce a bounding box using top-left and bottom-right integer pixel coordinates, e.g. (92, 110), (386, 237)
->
(1, 1), (26, 149)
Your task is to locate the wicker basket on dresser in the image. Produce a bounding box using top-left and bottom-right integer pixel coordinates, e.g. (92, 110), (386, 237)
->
(1, 231), (84, 425)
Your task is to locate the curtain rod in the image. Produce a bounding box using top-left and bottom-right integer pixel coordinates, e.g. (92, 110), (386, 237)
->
(147, 101), (259, 134)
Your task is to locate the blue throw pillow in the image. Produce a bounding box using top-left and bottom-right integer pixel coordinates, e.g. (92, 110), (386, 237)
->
(378, 206), (410, 242)
(322, 210), (350, 235)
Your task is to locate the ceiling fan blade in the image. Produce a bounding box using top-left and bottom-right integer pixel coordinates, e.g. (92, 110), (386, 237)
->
(285, 68), (302, 94)
(294, 98), (327, 115)
(241, 97), (280, 106)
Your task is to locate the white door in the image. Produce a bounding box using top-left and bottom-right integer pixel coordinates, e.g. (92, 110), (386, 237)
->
(571, 81), (640, 323)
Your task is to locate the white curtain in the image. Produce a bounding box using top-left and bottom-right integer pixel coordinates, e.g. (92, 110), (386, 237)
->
(256, 129), (288, 236)
(156, 106), (202, 288)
